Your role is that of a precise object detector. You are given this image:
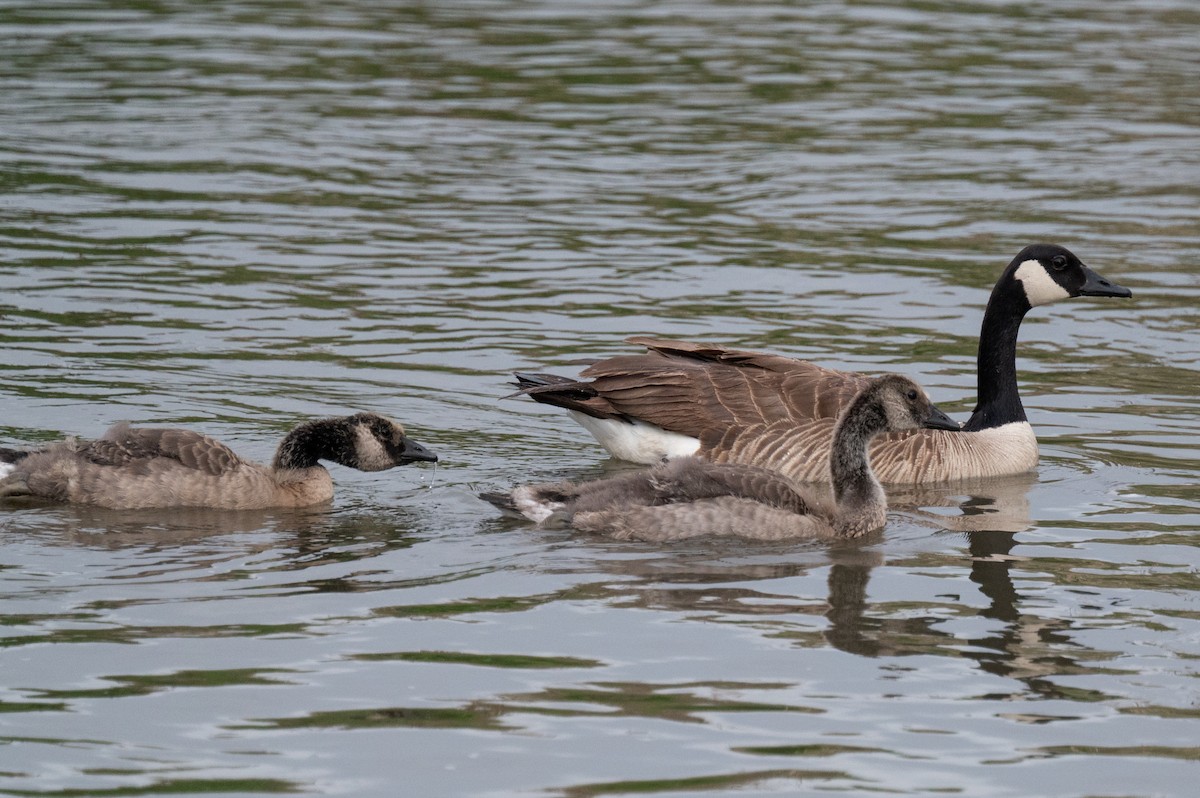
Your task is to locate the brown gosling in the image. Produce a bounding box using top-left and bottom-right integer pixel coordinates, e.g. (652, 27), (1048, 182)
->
(0, 413), (437, 510)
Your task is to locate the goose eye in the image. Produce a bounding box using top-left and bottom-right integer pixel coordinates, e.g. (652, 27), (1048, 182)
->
(1050, 254), (1068, 271)
(906, 389), (918, 401)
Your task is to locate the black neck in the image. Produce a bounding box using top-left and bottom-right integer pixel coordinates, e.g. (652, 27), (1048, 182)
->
(963, 278), (1030, 432)
(830, 394), (886, 507)
(272, 420), (355, 470)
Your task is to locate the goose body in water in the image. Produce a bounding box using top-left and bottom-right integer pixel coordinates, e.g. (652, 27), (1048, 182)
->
(0, 413), (437, 510)
(514, 244), (1131, 483)
(493, 375), (959, 542)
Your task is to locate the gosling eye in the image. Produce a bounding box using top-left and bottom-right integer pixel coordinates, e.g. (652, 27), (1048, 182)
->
(906, 389), (918, 401)
(1050, 254), (1068, 271)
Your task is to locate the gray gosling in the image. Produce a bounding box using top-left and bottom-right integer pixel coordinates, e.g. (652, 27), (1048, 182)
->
(496, 375), (958, 542)
(0, 413), (437, 510)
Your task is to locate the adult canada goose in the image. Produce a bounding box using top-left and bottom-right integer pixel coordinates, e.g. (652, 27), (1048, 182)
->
(0, 413), (438, 510)
(514, 244), (1132, 483)
(493, 375), (959, 541)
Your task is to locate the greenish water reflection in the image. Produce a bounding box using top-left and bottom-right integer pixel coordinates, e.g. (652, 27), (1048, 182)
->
(1, 0), (1198, 797)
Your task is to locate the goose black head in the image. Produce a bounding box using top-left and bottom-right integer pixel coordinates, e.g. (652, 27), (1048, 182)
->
(1007, 244), (1133, 309)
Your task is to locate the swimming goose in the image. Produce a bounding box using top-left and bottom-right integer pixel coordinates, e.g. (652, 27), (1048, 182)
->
(514, 244), (1131, 483)
(0, 413), (438, 510)
(494, 375), (959, 541)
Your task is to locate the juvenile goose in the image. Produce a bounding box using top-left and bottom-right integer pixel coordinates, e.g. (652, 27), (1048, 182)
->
(495, 375), (959, 541)
(514, 244), (1131, 483)
(0, 413), (437, 510)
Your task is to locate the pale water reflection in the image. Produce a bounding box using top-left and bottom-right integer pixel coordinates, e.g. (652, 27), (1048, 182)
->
(2, 1), (1199, 796)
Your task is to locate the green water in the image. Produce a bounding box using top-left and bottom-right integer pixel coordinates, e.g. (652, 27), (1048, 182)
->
(1, 1), (1198, 796)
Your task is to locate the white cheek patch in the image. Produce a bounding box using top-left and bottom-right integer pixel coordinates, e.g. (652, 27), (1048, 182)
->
(354, 426), (394, 471)
(0, 462), (15, 480)
(1014, 259), (1071, 307)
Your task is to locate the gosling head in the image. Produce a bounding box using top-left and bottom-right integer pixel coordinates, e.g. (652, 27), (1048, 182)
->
(871, 375), (960, 434)
(1007, 243), (1133, 309)
(345, 413), (439, 471)
(273, 413), (438, 471)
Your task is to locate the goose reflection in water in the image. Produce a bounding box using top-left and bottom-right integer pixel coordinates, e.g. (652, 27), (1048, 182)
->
(555, 471), (1097, 698)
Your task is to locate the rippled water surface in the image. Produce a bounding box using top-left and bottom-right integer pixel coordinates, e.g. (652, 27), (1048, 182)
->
(2, 1), (1199, 796)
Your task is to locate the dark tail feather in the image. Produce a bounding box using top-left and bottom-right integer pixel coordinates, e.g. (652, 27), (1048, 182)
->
(479, 490), (523, 518)
(0, 447), (30, 464)
(504, 371), (583, 399)
(504, 371), (622, 421)
(513, 372), (576, 389)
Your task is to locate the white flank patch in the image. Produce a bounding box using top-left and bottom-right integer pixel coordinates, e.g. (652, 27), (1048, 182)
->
(511, 486), (561, 524)
(0, 462), (14, 480)
(968, 421), (1039, 474)
(1014, 259), (1071, 307)
(568, 411), (700, 464)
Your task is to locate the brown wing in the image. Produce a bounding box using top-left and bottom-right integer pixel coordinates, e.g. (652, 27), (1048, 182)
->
(702, 419), (838, 482)
(703, 420), (1037, 485)
(649, 459), (820, 516)
(519, 336), (872, 437)
(702, 419), (960, 484)
(83, 423), (244, 476)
